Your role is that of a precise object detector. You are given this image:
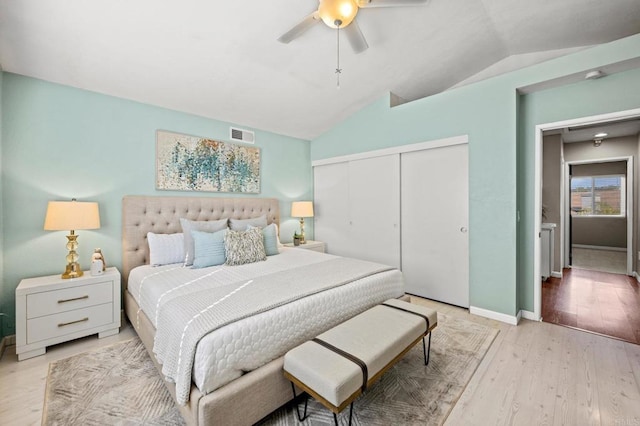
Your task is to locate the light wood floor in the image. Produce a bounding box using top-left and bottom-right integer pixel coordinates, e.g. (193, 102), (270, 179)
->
(1, 298), (640, 425)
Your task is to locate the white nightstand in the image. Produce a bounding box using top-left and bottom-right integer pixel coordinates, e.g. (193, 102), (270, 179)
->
(15, 267), (121, 361)
(284, 240), (325, 253)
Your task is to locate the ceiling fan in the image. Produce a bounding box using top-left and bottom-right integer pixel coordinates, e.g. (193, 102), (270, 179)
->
(277, 0), (428, 54)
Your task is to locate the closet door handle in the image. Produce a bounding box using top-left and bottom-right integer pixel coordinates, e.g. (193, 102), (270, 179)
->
(460, 227), (468, 233)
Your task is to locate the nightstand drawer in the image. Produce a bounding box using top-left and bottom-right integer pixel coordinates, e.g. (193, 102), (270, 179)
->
(26, 303), (114, 344)
(26, 281), (113, 319)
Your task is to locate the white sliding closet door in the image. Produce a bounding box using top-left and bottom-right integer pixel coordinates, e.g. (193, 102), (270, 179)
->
(314, 162), (350, 257)
(348, 155), (401, 269)
(401, 143), (469, 307)
(314, 155), (401, 268)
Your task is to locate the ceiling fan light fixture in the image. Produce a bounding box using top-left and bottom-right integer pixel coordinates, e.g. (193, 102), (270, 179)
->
(319, 0), (359, 28)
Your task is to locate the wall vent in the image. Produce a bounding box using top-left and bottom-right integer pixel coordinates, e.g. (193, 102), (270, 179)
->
(230, 127), (255, 144)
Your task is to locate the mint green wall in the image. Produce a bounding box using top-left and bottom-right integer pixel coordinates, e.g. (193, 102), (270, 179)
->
(311, 34), (640, 318)
(0, 73), (311, 337)
(313, 84), (519, 316)
(313, 83), (519, 316)
(518, 67), (640, 311)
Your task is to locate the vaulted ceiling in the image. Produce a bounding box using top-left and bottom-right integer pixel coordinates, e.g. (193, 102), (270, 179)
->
(1, 0), (639, 140)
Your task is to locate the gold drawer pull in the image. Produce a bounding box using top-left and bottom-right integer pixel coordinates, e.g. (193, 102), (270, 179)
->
(57, 295), (89, 304)
(58, 317), (89, 327)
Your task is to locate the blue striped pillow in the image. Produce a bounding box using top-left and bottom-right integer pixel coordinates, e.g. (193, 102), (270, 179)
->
(191, 229), (227, 268)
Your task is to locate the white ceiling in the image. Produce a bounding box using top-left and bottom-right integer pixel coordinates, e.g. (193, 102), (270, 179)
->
(1, 0), (639, 140)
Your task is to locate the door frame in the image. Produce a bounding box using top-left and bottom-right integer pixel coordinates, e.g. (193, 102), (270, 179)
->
(562, 156), (633, 274)
(533, 108), (640, 321)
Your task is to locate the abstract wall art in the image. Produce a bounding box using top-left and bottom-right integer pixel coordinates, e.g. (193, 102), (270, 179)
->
(156, 130), (260, 193)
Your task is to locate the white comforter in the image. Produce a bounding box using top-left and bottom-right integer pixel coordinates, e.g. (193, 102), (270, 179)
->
(128, 248), (404, 395)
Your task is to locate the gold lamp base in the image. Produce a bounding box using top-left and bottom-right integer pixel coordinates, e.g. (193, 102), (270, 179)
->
(61, 231), (83, 279)
(299, 218), (307, 244)
(62, 262), (84, 279)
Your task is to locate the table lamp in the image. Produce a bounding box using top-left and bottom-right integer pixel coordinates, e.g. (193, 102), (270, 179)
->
(291, 201), (314, 244)
(44, 198), (101, 279)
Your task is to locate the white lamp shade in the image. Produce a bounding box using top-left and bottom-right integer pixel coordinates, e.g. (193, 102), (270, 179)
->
(44, 200), (101, 231)
(291, 201), (314, 218)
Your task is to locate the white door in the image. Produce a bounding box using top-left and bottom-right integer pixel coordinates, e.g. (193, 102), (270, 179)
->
(401, 143), (469, 307)
(313, 162), (351, 257)
(348, 155), (401, 268)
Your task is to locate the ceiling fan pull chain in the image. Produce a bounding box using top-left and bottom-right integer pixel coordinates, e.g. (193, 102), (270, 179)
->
(335, 19), (342, 88)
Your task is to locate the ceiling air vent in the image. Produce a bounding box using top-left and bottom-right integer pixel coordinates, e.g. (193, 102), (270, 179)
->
(230, 127), (255, 144)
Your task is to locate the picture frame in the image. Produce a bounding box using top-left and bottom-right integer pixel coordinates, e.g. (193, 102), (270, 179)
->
(156, 130), (261, 193)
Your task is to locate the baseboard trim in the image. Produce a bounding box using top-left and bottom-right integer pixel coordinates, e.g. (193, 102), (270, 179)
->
(551, 271), (562, 278)
(519, 310), (538, 321)
(634, 272), (640, 283)
(469, 306), (519, 325)
(572, 244), (627, 252)
(0, 334), (16, 358)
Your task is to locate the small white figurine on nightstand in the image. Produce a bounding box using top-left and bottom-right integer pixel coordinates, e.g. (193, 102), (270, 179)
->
(90, 248), (106, 276)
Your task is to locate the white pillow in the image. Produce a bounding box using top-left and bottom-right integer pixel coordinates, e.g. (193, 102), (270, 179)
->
(273, 223), (284, 248)
(147, 232), (185, 266)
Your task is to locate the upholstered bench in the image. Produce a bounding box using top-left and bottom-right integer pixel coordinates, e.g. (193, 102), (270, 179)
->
(283, 299), (437, 425)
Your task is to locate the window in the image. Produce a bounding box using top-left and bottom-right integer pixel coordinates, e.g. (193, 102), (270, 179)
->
(570, 175), (625, 217)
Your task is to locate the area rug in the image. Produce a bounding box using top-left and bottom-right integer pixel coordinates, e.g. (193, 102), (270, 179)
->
(43, 314), (498, 426)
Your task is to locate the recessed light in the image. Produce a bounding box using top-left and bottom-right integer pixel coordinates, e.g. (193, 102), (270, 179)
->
(594, 132), (608, 138)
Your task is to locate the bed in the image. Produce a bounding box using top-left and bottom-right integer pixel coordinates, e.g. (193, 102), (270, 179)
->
(121, 195), (405, 425)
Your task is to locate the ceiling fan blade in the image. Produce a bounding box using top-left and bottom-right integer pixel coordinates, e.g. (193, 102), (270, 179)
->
(357, 0), (428, 8)
(344, 19), (369, 54)
(277, 11), (321, 44)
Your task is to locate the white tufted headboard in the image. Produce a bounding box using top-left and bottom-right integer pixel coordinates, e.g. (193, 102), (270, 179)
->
(121, 195), (280, 289)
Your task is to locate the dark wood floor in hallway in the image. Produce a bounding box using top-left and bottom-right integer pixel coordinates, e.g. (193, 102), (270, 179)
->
(542, 268), (640, 344)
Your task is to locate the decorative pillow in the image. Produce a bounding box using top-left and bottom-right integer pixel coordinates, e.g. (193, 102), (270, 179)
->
(274, 223), (284, 247)
(180, 218), (228, 266)
(224, 228), (267, 266)
(147, 232), (185, 266)
(191, 229), (227, 269)
(248, 224), (279, 256)
(229, 215), (268, 231)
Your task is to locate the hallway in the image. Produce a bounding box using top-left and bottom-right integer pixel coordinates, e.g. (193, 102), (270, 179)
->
(542, 268), (640, 344)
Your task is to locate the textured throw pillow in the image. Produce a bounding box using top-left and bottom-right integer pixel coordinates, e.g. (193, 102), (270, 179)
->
(147, 232), (185, 266)
(191, 229), (227, 269)
(180, 218), (228, 266)
(248, 224), (279, 256)
(224, 228), (267, 266)
(229, 215), (268, 231)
